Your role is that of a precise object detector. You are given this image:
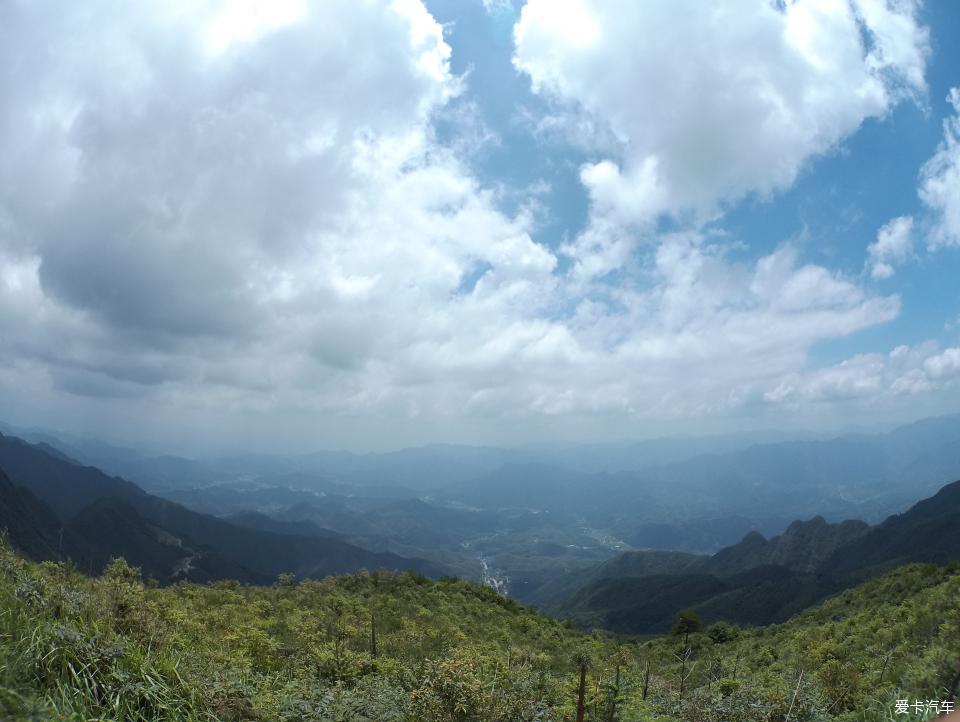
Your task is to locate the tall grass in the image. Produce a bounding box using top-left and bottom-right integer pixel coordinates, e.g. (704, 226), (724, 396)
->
(0, 542), (213, 722)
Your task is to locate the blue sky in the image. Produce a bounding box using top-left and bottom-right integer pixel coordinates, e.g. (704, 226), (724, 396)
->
(0, 0), (958, 452)
(429, 0), (960, 362)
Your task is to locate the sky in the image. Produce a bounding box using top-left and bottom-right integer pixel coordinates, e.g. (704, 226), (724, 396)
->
(0, 0), (959, 454)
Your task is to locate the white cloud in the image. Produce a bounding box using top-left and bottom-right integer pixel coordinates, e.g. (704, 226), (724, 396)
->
(867, 215), (914, 279)
(205, 0), (309, 54)
(765, 342), (960, 405)
(514, 0), (929, 277)
(499, 238), (901, 421)
(0, 0), (932, 448)
(764, 355), (887, 404)
(920, 88), (960, 247)
(923, 347), (960, 380)
(0, 1), (549, 386)
(481, 0), (515, 16)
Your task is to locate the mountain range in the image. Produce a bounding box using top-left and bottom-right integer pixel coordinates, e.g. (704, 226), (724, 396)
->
(2, 415), (960, 639)
(536, 479), (960, 634)
(0, 432), (442, 583)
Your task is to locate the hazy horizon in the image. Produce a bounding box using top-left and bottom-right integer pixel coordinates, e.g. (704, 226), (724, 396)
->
(0, 409), (946, 459)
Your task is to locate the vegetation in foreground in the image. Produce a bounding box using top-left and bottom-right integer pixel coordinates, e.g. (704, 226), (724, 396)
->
(1, 537), (959, 721)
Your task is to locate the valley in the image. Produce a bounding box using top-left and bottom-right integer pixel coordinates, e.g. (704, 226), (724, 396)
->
(4, 2), (958, 718)
(2, 415), (960, 721)
(3, 414), (960, 624)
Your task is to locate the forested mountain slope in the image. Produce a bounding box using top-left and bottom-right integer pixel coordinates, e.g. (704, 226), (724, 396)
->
(821, 479), (960, 577)
(0, 433), (442, 584)
(546, 481), (960, 634)
(1, 540), (958, 721)
(0, 468), (86, 564)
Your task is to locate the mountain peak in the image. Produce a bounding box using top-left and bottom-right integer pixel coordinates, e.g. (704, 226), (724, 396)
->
(929, 479), (960, 502)
(783, 516), (827, 534)
(740, 530), (768, 545)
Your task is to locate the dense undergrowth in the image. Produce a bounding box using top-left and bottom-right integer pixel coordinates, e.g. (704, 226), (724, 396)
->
(1, 536), (959, 721)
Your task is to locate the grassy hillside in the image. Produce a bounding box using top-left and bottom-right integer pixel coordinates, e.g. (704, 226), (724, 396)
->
(635, 561), (960, 722)
(1, 538), (960, 721)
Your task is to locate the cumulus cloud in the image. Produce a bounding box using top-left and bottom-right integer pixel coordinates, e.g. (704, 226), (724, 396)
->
(514, 0), (929, 277)
(920, 88), (960, 247)
(384, 234), (893, 425)
(0, 1), (551, 388)
(764, 355), (887, 404)
(763, 342), (960, 405)
(0, 0), (930, 448)
(923, 347), (960, 380)
(867, 215), (914, 279)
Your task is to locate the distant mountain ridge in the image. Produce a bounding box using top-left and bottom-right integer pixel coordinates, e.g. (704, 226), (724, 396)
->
(0, 432), (444, 584)
(527, 514), (865, 608)
(432, 414), (960, 555)
(544, 480), (960, 633)
(705, 516), (869, 576)
(821, 479), (960, 577)
(8, 415), (960, 571)
(4, 414), (960, 619)
(0, 467), (83, 563)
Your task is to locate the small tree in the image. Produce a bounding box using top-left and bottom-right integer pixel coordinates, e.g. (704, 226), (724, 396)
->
(573, 650), (590, 722)
(642, 658), (651, 700)
(672, 610), (702, 706)
(707, 620), (738, 644)
(101, 557), (144, 634)
(605, 646), (630, 722)
(672, 609), (703, 645)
